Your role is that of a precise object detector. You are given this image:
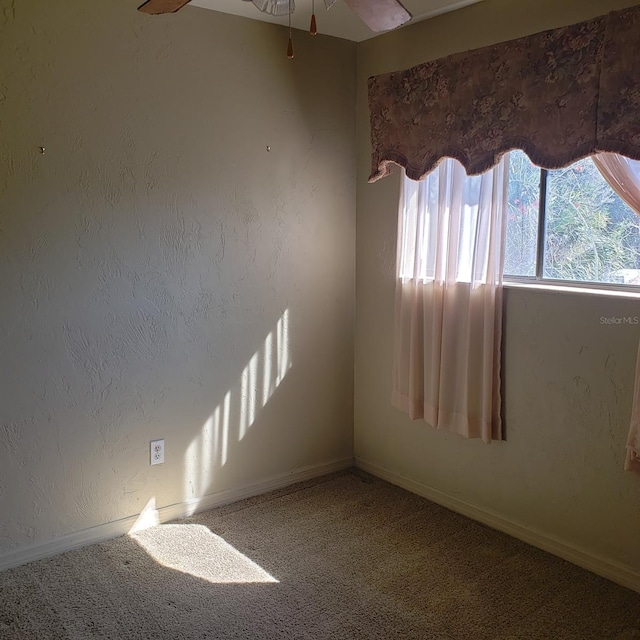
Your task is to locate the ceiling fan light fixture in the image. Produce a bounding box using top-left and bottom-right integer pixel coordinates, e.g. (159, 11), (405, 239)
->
(252, 0), (294, 17)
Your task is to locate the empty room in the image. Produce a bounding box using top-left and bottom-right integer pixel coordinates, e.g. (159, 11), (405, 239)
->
(1, 0), (640, 637)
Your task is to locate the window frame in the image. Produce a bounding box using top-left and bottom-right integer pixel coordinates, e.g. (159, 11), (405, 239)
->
(503, 164), (640, 297)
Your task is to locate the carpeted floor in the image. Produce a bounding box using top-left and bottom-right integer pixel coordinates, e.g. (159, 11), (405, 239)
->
(1, 470), (639, 639)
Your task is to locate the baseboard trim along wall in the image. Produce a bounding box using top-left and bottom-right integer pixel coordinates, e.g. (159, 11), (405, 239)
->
(355, 457), (640, 594)
(0, 457), (354, 573)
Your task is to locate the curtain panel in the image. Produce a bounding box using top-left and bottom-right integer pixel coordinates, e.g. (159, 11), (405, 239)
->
(593, 153), (640, 215)
(626, 345), (640, 473)
(594, 154), (640, 473)
(393, 157), (509, 442)
(368, 5), (640, 183)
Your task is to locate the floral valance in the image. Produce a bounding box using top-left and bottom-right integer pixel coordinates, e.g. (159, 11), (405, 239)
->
(368, 5), (640, 183)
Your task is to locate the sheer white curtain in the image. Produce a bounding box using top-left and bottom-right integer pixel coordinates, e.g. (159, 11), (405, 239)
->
(592, 153), (640, 215)
(392, 155), (509, 443)
(593, 153), (640, 472)
(626, 343), (640, 474)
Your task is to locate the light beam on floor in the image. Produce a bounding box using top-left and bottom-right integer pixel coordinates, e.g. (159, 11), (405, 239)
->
(132, 524), (278, 584)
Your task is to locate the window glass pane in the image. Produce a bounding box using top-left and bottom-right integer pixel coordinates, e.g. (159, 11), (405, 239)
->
(504, 150), (540, 277)
(544, 157), (640, 284)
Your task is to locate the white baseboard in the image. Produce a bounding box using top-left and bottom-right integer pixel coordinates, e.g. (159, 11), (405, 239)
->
(355, 456), (640, 594)
(0, 457), (354, 573)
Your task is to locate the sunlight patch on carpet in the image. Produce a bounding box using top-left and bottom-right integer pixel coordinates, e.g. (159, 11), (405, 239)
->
(131, 524), (279, 584)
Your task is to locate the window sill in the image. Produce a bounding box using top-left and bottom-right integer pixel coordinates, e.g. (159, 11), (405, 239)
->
(504, 278), (640, 299)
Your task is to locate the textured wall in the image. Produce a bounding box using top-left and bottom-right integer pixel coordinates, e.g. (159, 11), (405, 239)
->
(0, 0), (355, 553)
(355, 0), (640, 572)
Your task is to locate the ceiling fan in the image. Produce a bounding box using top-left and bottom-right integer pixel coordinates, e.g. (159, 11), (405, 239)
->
(137, 0), (412, 56)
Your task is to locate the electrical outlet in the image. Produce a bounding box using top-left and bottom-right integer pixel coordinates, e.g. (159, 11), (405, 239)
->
(150, 439), (165, 465)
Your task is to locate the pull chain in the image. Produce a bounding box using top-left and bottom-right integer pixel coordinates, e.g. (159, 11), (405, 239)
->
(286, 0), (294, 58)
(310, 0), (317, 35)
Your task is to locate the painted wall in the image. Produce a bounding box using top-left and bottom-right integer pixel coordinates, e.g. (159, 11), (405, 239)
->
(0, 0), (355, 554)
(355, 0), (640, 573)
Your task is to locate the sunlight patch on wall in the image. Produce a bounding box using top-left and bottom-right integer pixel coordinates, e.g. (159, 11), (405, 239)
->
(239, 308), (291, 441)
(183, 309), (292, 512)
(128, 497), (160, 534)
(132, 524), (278, 584)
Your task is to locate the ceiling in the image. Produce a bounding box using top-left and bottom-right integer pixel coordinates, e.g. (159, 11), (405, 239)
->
(189, 0), (484, 42)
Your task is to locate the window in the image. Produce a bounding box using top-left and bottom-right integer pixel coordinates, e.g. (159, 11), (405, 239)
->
(504, 152), (640, 287)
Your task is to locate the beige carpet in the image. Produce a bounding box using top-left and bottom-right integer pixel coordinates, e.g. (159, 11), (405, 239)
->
(1, 470), (639, 639)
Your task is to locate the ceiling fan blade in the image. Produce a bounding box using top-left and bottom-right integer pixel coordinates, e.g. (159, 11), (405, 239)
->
(343, 0), (411, 31)
(138, 0), (191, 14)
(252, 0), (295, 17)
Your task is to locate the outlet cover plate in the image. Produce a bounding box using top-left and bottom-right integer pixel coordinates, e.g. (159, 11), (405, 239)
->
(150, 439), (165, 465)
